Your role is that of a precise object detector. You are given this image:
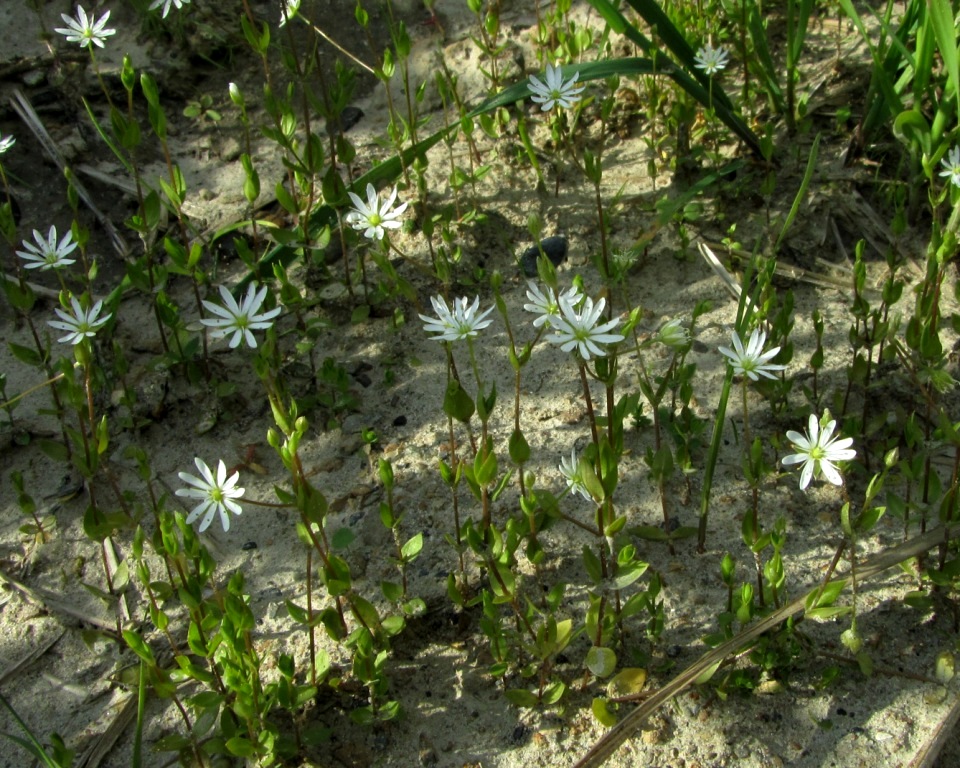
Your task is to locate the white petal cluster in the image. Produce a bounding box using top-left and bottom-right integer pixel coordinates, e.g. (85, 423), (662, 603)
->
(54, 6), (116, 49)
(345, 183), (408, 241)
(419, 295), (494, 342)
(201, 283), (282, 348)
(528, 63), (585, 111)
(176, 457), (244, 532)
(17, 226), (78, 271)
(694, 43), (730, 75)
(523, 282), (584, 328)
(559, 447), (593, 503)
(718, 328), (785, 381)
(545, 293), (624, 361)
(782, 414), (857, 490)
(149, 0), (192, 18)
(939, 146), (960, 188)
(48, 295), (111, 344)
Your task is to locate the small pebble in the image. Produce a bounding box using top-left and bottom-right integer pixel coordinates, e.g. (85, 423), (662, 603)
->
(519, 236), (568, 277)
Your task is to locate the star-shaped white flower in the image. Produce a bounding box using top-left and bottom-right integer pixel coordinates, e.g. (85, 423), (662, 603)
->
(939, 146), (960, 188)
(782, 413), (857, 491)
(528, 62), (585, 111)
(17, 226), (79, 271)
(200, 283), (282, 348)
(48, 295), (111, 344)
(419, 295), (494, 342)
(694, 43), (730, 76)
(559, 447), (593, 503)
(176, 457), (244, 533)
(547, 295), (624, 361)
(718, 328), (785, 381)
(149, 0), (191, 18)
(279, 0), (301, 26)
(0, 132), (14, 154)
(523, 282), (584, 328)
(344, 183), (408, 241)
(54, 6), (116, 49)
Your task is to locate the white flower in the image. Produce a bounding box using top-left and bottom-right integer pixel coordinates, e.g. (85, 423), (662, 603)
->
(657, 318), (690, 349)
(176, 457), (244, 533)
(939, 146), (960, 188)
(149, 0), (191, 18)
(559, 447), (593, 503)
(782, 413), (857, 491)
(54, 6), (116, 49)
(279, 0), (301, 26)
(528, 62), (585, 111)
(547, 295), (624, 361)
(419, 295), (494, 342)
(17, 226), (78, 270)
(344, 183), (408, 241)
(523, 282), (584, 328)
(48, 295), (111, 344)
(718, 328), (785, 381)
(0, 132), (14, 154)
(694, 43), (730, 75)
(200, 283), (282, 348)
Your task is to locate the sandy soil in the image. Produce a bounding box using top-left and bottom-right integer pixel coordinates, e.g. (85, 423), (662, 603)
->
(2, 1), (960, 767)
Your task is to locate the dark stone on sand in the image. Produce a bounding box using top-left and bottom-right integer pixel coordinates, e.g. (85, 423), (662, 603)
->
(519, 235), (567, 277)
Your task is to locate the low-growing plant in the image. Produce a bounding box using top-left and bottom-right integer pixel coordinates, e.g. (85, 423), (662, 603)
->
(4, 0), (960, 766)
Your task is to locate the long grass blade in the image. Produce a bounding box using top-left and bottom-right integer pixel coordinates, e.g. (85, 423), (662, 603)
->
(587, 0), (762, 156)
(0, 691), (64, 768)
(928, 0), (959, 120)
(775, 133), (820, 251)
(747, 0), (784, 112)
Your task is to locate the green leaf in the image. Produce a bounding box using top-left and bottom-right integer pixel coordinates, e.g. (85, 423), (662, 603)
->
(331, 527), (355, 550)
(443, 380), (475, 423)
(592, 697), (618, 727)
(38, 440), (70, 463)
(122, 630), (156, 666)
(381, 580), (403, 603)
(400, 532), (423, 560)
(582, 544), (603, 584)
(504, 688), (539, 707)
(225, 736), (257, 757)
(509, 428), (530, 464)
(8, 342), (42, 367)
(585, 645), (617, 678)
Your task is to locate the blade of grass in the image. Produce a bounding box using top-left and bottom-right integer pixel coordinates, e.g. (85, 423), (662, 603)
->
(928, 0), (959, 121)
(588, 0), (762, 156)
(746, 0), (785, 113)
(696, 244), (756, 552)
(0, 691), (65, 768)
(775, 133), (820, 252)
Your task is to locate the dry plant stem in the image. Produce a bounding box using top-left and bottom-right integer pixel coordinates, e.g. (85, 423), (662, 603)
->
(574, 523), (960, 768)
(306, 19), (376, 77)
